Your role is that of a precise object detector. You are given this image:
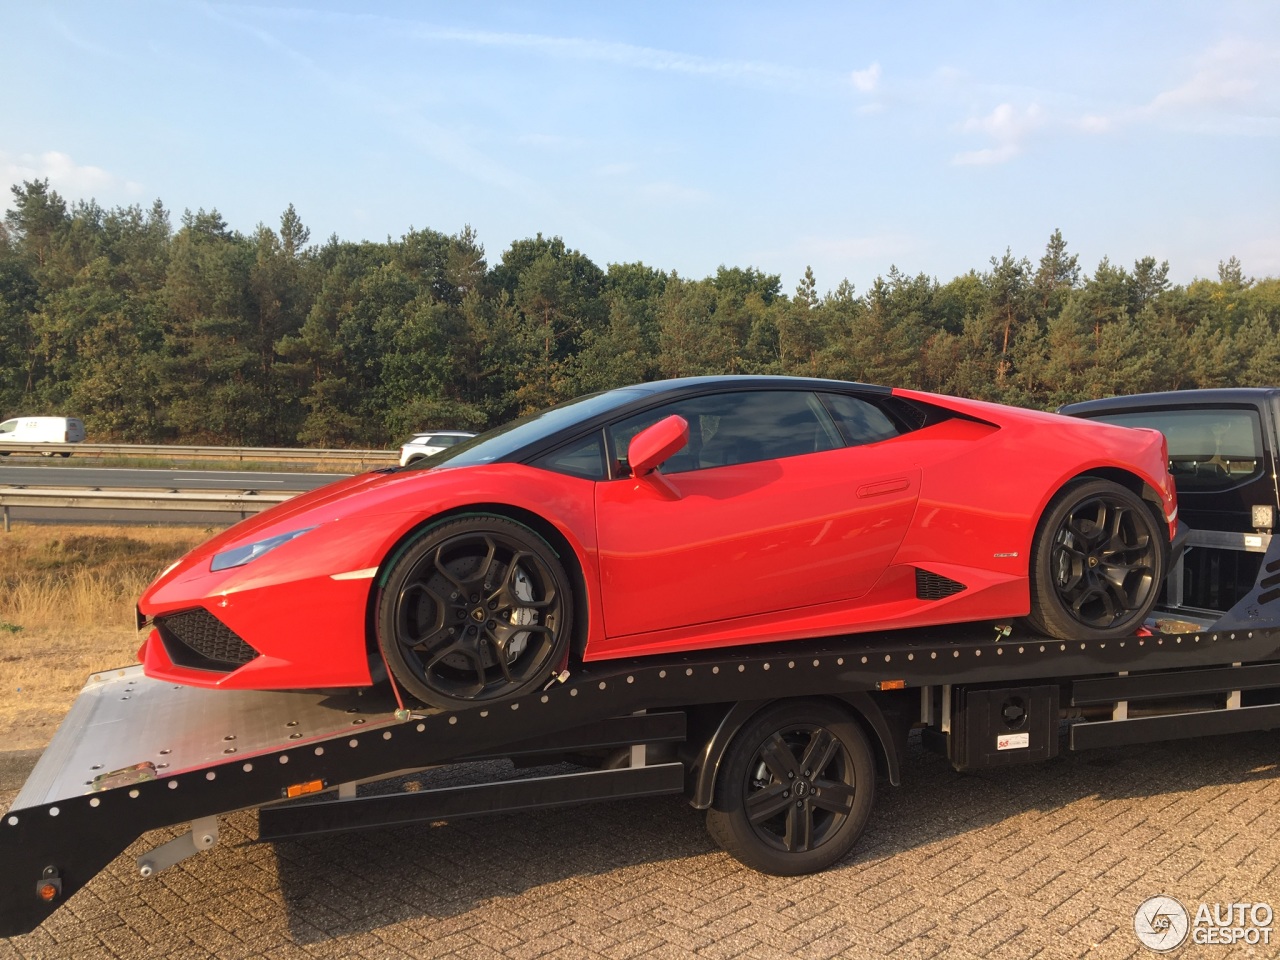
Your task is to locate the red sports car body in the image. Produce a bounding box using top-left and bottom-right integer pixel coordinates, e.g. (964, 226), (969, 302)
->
(137, 377), (1177, 708)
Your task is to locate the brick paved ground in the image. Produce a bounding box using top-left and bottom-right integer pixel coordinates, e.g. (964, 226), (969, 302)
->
(2, 728), (1279, 959)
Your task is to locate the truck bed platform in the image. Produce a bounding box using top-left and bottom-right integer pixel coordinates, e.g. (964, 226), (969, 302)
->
(6, 559), (1280, 937)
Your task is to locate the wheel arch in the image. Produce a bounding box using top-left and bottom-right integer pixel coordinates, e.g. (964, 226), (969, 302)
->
(362, 502), (590, 659)
(1044, 467), (1169, 546)
(687, 691), (907, 810)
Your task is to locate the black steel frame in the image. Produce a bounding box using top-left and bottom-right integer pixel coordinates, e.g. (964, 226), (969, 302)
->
(6, 540), (1280, 937)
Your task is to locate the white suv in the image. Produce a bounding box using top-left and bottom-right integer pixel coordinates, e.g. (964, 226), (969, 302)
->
(398, 430), (476, 466)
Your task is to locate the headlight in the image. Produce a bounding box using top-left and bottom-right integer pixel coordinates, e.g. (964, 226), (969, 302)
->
(210, 527), (315, 572)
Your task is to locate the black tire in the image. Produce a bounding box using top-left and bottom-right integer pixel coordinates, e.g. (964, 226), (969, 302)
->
(706, 700), (875, 875)
(1026, 479), (1164, 641)
(376, 515), (572, 709)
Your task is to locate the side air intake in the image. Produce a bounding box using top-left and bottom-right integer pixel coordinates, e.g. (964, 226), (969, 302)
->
(915, 568), (967, 601)
(155, 608), (260, 671)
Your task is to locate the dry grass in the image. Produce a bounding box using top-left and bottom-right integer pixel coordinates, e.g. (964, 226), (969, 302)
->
(0, 525), (209, 751)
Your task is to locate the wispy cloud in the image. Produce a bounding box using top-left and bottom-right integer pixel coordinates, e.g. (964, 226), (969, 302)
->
(0, 150), (141, 196)
(230, 6), (857, 95)
(1074, 38), (1280, 137)
(515, 132), (579, 149)
(949, 37), (1277, 166)
(850, 62), (881, 93)
(409, 26), (814, 87)
(639, 181), (710, 204)
(952, 103), (1043, 165)
(595, 162), (637, 178)
(1149, 38), (1269, 112)
(786, 232), (916, 266)
(201, 5), (554, 206)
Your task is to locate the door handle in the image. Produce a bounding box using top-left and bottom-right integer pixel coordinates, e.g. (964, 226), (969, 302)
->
(857, 478), (911, 499)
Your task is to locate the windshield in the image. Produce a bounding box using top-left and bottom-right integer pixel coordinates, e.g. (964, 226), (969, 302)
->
(403, 387), (649, 470)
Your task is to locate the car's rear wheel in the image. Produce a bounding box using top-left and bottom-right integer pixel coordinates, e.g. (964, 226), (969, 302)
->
(376, 516), (572, 710)
(706, 701), (875, 875)
(1026, 479), (1164, 640)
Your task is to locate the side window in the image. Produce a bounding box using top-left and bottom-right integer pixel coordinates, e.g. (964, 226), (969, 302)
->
(1089, 408), (1265, 491)
(821, 393), (901, 446)
(0, 420), (15, 435)
(609, 391), (842, 474)
(533, 432), (607, 480)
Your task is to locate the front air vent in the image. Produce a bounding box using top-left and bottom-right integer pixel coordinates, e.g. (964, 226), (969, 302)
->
(916, 569), (967, 601)
(156, 608), (259, 671)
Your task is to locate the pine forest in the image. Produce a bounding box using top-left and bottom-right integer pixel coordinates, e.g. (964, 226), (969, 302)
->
(3, 180), (1278, 448)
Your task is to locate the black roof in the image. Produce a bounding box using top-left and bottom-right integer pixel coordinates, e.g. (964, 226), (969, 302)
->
(1061, 388), (1280, 416)
(624, 375), (888, 397)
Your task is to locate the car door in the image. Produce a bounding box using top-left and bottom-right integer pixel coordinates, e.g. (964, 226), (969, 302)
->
(594, 388), (920, 639)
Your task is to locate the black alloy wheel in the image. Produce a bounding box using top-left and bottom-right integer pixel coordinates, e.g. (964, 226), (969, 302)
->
(706, 701), (875, 876)
(1026, 478), (1164, 641)
(376, 516), (571, 710)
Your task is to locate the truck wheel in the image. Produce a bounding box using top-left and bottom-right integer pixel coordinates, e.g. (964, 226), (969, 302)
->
(376, 516), (572, 710)
(1026, 479), (1164, 641)
(706, 701), (875, 875)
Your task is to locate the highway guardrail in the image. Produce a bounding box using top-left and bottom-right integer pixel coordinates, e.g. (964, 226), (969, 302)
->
(0, 487), (294, 531)
(0, 442), (397, 466)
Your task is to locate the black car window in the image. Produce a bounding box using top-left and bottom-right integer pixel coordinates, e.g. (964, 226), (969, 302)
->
(533, 432), (607, 480)
(1086, 408), (1265, 491)
(820, 393), (902, 445)
(403, 387), (647, 471)
(608, 390), (842, 474)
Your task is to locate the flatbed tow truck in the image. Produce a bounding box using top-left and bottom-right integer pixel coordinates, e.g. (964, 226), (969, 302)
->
(5, 529), (1280, 939)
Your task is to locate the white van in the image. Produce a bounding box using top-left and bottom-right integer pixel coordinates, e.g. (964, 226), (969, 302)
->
(0, 416), (86, 456)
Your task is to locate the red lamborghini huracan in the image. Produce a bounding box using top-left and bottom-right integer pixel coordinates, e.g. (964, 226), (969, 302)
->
(137, 377), (1178, 709)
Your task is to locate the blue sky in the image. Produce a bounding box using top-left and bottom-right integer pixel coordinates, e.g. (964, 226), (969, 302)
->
(2, 2), (1277, 293)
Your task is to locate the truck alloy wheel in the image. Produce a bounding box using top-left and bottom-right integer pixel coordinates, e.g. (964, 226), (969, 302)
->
(706, 700), (875, 875)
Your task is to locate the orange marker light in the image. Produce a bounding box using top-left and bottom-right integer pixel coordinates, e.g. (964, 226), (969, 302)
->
(284, 779), (325, 799)
(37, 883), (59, 902)
(876, 679), (906, 691)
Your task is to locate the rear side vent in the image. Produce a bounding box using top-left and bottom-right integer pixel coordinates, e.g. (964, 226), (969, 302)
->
(916, 568), (966, 601)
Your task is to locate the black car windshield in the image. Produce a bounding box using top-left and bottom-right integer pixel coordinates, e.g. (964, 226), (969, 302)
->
(403, 387), (648, 470)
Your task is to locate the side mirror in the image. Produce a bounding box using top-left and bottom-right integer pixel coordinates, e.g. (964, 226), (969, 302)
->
(629, 415), (689, 477)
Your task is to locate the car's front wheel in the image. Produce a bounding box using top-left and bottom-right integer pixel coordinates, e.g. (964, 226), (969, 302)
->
(1026, 479), (1164, 641)
(376, 516), (572, 710)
